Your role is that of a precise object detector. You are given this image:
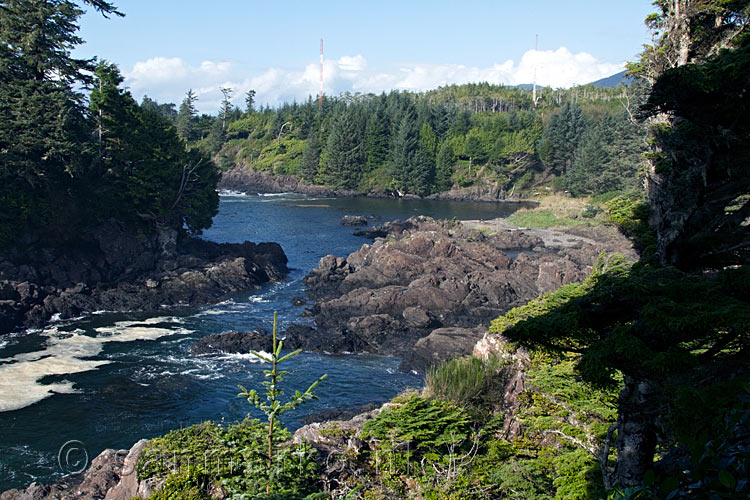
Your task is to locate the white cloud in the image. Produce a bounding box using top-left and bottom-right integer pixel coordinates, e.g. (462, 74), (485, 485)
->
(123, 48), (624, 114)
(337, 55), (366, 72)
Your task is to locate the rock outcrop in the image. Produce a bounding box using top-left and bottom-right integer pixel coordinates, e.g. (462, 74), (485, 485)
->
(399, 326), (487, 373)
(473, 334), (531, 439)
(0, 440), (150, 500)
(297, 216), (632, 363)
(0, 220), (288, 334)
(340, 215), (368, 226)
(425, 180), (511, 202)
(191, 217), (634, 372)
(219, 167), (356, 197)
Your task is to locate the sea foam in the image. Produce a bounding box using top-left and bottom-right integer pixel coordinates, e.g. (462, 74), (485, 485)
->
(0, 317), (190, 412)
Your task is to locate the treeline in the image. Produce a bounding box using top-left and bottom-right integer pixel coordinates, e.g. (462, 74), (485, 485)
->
(170, 81), (645, 198)
(0, 0), (219, 248)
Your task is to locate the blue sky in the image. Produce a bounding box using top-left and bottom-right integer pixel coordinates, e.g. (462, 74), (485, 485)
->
(75, 1), (655, 114)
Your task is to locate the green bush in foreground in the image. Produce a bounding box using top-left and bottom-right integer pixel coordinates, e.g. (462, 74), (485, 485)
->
(136, 419), (320, 499)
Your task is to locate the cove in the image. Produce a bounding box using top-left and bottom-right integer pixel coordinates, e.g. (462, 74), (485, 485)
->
(0, 192), (528, 489)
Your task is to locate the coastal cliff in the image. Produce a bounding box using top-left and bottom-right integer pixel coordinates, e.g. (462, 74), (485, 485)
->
(0, 220), (288, 334)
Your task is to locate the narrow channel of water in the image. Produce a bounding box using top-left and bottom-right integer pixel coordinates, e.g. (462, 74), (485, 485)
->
(0, 193), (528, 489)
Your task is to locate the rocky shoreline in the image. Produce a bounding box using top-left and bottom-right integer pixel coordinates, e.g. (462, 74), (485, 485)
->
(0, 216), (637, 499)
(218, 166), (533, 203)
(0, 219), (288, 334)
(193, 216), (636, 372)
(0, 335), (528, 500)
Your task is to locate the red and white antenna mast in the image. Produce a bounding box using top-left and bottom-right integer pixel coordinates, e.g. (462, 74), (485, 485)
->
(318, 38), (324, 106)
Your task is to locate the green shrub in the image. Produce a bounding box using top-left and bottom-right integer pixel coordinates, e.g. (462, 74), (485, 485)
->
(149, 467), (212, 500)
(604, 194), (653, 248)
(136, 419), (321, 499)
(361, 396), (475, 496)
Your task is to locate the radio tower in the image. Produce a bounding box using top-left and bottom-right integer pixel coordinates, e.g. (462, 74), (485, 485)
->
(532, 34), (538, 108)
(318, 39), (324, 106)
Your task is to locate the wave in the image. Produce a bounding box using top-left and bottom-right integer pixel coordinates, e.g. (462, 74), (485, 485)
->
(218, 189), (250, 197)
(0, 317), (191, 413)
(215, 351), (270, 363)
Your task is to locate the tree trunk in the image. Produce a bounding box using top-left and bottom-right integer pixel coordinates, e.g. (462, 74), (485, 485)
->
(612, 376), (659, 487)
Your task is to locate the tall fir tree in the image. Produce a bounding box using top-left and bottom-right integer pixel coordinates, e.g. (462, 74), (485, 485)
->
(494, 2), (750, 491)
(538, 102), (586, 175)
(364, 104), (390, 171)
(0, 0), (120, 243)
(176, 89), (198, 144)
(219, 87), (234, 130)
(434, 142), (454, 192)
(244, 89), (256, 114)
(88, 63), (218, 233)
(299, 132), (320, 184)
(390, 105), (419, 193)
(322, 111), (363, 190)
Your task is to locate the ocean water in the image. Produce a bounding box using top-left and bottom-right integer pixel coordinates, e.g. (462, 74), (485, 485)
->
(0, 193), (527, 490)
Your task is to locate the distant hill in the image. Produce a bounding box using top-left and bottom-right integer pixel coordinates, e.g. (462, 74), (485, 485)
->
(587, 70), (631, 87)
(513, 70), (631, 90)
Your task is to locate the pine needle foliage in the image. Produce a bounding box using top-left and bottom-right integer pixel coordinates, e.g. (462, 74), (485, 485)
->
(238, 312), (327, 495)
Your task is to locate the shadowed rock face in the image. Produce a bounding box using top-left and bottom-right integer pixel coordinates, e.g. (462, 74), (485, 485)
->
(0, 220), (288, 334)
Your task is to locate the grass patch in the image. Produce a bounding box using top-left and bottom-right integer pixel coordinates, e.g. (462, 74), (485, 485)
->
(424, 355), (503, 407)
(506, 209), (596, 228)
(504, 194), (608, 228)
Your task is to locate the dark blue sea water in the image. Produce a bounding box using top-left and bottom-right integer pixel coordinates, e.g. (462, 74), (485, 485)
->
(0, 193), (527, 490)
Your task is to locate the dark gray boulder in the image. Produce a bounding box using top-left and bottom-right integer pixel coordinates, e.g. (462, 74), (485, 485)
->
(340, 215), (368, 226)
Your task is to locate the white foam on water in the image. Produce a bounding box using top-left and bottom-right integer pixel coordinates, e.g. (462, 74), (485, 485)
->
(214, 351), (270, 363)
(0, 317), (190, 412)
(193, 308), (234, 317)
(258, 192), (292, 197)
(218, 189), (251, 197)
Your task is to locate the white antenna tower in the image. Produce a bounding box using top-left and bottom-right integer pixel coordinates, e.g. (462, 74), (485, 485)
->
(533, 34), (539, 108)
(318, 39), (324, 106)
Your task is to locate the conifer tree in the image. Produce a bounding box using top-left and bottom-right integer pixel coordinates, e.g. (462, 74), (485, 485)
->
(492, 3), (750, 491)
(239, 312), (326, 495)
(205, 117), (225, 154)
(219, 87), (233, 130)
(322, 111), (363, 190)
(390, 106), (419, 192)
(89, 63), (219, 233)
(538, 102), (586, 175)
(299, 132), (320, 184)
(434, 142), (454, 192)
(176, 89), (198, 144)
(0, 0), (120, 243)
(418, 121), (438, 166)
(244, 89), (256, 114)
(364, 105), (390, 171)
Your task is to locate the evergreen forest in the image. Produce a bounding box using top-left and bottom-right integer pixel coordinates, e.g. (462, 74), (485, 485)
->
(182, 80), (646, 199)
(0, 1), (748, 500)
